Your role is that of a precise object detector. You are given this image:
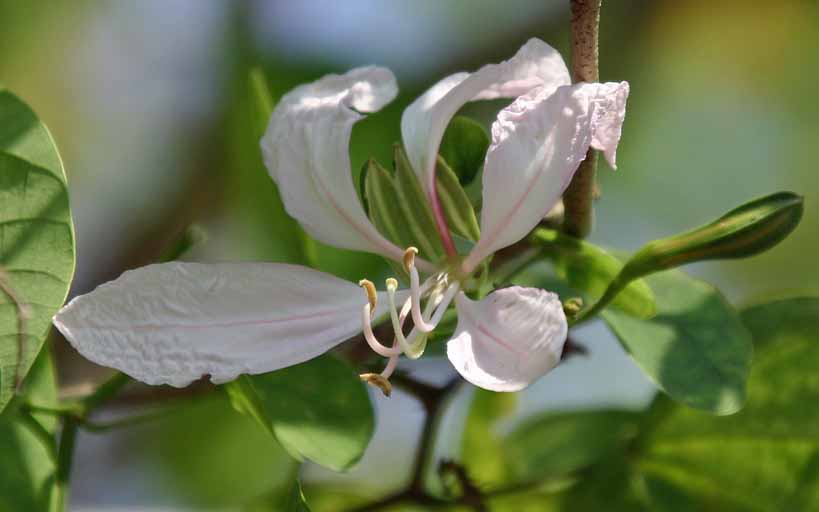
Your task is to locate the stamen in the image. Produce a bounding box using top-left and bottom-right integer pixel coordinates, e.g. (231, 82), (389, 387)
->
(409, 265), (436, 332)
(358, 279), (378, 317)
(402, 247), (418, 273)
(387, 280), (428, 359)
(360, 373), (392, 397)
(361, 302), (401, 357)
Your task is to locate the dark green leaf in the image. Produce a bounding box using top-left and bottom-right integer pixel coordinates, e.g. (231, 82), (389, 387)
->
(637, 297), (819, 511)
(503, 410), (640, 481)
(283, 480), (311, 512)
(533, 229), (655, 318)
(227, 355), (375, 471)
(603, 270), (752, 415)
(439, 116), (489, 185)
(435, 157), (481, 243)
(0, 89), (75, 412)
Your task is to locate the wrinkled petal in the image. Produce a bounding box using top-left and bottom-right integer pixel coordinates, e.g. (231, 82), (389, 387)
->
(463, 81), (629, 271)
(447, 286), (567, 392)
(53, 262), (402, 387)
(261, 66), (406, 263)
(401, 38), (570, 198)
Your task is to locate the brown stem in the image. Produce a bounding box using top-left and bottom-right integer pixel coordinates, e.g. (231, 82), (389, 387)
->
(346, 374), (461, 512)
(562, 0), (602, 238)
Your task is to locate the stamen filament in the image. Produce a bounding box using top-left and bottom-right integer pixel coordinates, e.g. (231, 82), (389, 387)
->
(409, 265), (437, 332)
(361, 303), (402, 357)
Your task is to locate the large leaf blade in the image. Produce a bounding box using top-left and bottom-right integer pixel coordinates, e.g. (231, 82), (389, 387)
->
(227, 355), (375, 472)
(0, 89), (75, 412)
(603, 270), (752, 415)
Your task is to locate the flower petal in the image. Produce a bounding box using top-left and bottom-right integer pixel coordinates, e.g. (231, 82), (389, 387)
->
(401, 38), (570, 197)
(463, 81), (629, 271)
(447, 286), (567, 392)
(53, 262), (400, 387)
(261, 66), (406, 262)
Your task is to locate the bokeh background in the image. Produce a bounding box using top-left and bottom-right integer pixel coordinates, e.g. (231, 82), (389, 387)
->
(1, 0), (817, 510)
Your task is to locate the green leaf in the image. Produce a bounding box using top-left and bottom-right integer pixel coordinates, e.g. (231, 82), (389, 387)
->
(637, 297), (819, 511)
(461, 388), (518, 486)
(0, 89), (75, 413)
(227, 355), (375, 471)
(435, 156), (481, 243)
(603, 270), (752, 415)
(503, 410), (641, 482)
(282, 480), (311, 512)
(439, 116), (489, 185)
(533, 229), (656, 318)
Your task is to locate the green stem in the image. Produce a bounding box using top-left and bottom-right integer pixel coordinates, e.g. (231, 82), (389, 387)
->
(80, 371), (132, 411)
(54, 418), (79, 511)
(18, 409), (58, 464)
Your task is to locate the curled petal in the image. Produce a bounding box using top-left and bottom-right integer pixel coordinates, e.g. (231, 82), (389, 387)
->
(53, 262), (400, 387)
(463, 81), (629, 271)
(261, 66), (406, 263)
(447, 287), (567, 392)
(401, 38), (570, 198)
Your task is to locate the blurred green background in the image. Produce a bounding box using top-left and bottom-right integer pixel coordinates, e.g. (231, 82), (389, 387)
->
(1, 1), (817, 510)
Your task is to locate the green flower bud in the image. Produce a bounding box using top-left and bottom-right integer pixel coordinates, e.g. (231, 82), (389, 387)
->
(622, 192), (803, 279)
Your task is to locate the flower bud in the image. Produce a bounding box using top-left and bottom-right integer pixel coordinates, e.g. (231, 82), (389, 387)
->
(622, 192), (803, 279)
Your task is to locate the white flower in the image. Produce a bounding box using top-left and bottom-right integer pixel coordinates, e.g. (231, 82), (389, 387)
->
(53, 39), (629, 392)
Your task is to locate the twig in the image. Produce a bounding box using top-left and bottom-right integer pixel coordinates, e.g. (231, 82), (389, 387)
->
(562, 0), (602, 238)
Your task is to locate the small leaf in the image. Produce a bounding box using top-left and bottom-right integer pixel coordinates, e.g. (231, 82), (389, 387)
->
(439, 116), (490, 185)
(532, 229), (655, 318)
(603, 270), (752, 415)
(503, 410), (640, 482)
(637, 297), (819, 511)
(436, 156), (481, 243)
(0, 89), (75, 412)
(622, 191), (803, 279)
(226, 355), (375, 471)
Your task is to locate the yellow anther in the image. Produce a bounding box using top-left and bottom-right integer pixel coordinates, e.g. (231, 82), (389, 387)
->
(402, 246), (419, 273)
(359, 373), (392, 397)
(358, 279), (378, 313)
(385, 277), (398, 292)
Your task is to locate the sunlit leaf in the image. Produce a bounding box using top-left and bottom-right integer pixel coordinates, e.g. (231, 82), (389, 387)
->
(603, 270), (752, 415)
(636, 297), (819, 511)
(533, 229), (655, 318)
(227, 355), (375, 472)
(0, 89), (75, 412)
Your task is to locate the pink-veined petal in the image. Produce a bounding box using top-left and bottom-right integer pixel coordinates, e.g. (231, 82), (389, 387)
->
(400, 39), (570, 199)
(261, 66), (407, 263)
(53, 262), (403, 387)
(463, 81), (629, 271)
(447, 287), (567, 392)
